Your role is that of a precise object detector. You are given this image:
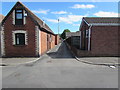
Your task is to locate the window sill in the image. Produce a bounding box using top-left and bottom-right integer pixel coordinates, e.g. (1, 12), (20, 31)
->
(13, 45), (27, 47)
(13, 25), (25, 27)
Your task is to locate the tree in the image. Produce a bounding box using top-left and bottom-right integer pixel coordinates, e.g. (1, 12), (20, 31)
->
(61, 29), (70, 39)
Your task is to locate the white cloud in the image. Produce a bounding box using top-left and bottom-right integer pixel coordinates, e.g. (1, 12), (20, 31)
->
(44, 14), (86, 24)
(45, 18), (58, 23)
(32, 9), (50, 14)
(72, 24), (80, 26)
(59, 15), (86, 24)
(51, 11), (68, 14)
(94, 11), (119, 17)
(71, 4), (95, 9)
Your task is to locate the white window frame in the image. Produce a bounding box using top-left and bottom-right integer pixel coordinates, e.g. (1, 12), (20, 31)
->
(12, 10), (15, 25)
(23, 10), (27, 24)
(13, 10), (27, 25)
(86, 30), (89, 38)
(12, 30), (28, 45)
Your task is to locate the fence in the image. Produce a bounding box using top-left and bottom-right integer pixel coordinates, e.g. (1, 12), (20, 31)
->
(66, 37), (99, 57)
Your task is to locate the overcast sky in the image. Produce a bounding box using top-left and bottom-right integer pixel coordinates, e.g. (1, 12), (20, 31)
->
(1, 2), (119, 34)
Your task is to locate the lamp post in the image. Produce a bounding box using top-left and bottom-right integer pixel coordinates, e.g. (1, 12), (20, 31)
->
(58, 19), (59, 36)
(43, 20), (45, 27)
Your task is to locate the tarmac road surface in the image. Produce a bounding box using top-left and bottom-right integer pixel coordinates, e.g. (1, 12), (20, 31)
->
(2, 42), (118, 88)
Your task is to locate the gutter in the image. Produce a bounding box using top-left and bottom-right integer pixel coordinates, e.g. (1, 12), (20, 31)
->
(83, 18), (92, 51)
(79, 18), (90, 32)
(83, 18), (89, 26)
(88, 25), (92, 51)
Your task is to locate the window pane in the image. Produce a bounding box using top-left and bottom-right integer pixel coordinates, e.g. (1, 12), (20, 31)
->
(16, 10), (22, 12)
(19, 34), (25, 45)
(15, 33), (25, 45)
(16, 13), (22, 19)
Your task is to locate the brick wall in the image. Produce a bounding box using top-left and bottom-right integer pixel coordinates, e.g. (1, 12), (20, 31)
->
(91, 26), (119, 56)
(40, 31), (47, 55)
(3, 12), (36, 57)
(51, 35), (55, 49)
(79, 24), (119, 57)
(40, 32), (56, 55)
(55, 35), (60, 45)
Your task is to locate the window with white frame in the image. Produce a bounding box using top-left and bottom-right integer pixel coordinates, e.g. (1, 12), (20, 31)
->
(15, 33), (25, 45)
(12, 30), (27, 45)
(13, 9), (27, 25)
(86, 30), (89, 38)
(15, 9), (23, 25)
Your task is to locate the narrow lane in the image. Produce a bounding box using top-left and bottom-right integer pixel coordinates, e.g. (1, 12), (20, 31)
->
(2, 42), (118, 88)
(46, 42), (74, 58)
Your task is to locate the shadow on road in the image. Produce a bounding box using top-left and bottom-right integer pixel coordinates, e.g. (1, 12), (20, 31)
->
(46, 42), (74, 59)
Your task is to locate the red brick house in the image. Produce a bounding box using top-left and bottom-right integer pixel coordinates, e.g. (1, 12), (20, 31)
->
(1, 1), (56, 57)
(79, 17), (120, 56)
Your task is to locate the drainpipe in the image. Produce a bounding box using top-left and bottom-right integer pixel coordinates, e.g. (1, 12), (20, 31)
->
(80, 31), (81, 49)
(88, 25), (92, 51)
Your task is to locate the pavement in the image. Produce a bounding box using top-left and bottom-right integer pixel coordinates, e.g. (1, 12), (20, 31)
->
(0, 42), (119, 67)
(2, 42), (118, 88)
(0, 42), (74, 66)
(65, 42), (119, 66)
(77, 57), (119, 66)
(0, 57), (40, 66)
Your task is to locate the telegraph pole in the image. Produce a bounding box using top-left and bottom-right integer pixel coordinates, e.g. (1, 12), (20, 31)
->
(58, 19), (59, 36)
